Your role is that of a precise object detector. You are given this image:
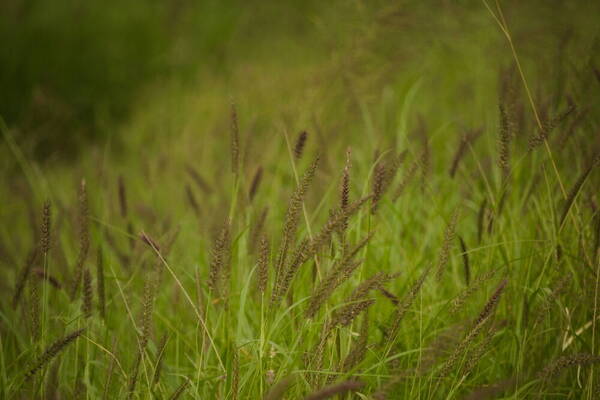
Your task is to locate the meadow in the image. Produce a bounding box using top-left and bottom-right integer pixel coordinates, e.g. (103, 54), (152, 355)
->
(1, 1), (600, 398)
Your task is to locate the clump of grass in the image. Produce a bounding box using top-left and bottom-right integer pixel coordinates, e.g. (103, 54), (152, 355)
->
(24, 328), (85, 380)
(271, 196), (371, 307)
(1, 13), (599, 398)
(272, 180), (372, 308)
(435, 208), (460, 281)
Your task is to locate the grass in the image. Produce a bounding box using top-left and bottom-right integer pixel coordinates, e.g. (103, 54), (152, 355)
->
(1, 1), (600, 399)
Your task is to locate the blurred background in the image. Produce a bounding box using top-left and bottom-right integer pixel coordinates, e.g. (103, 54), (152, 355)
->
(0, 0), (599, 164)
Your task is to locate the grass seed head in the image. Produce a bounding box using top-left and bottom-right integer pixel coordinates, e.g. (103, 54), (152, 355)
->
(538, 353), (600, 382)
(249, 165), (263, 202)
(435, 208), (460, 281)
(24, 328), (85, 380)
(294, 131), (308, 160)
(40, 199), (51, 256)
(118, 175), (128, 218)
(257, 234), (270, 293)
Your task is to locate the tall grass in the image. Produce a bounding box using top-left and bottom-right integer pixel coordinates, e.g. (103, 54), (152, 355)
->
(1, 1), (599, 399)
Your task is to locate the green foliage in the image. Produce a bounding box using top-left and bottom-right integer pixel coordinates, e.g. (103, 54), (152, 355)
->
(1, 1), (600, 399)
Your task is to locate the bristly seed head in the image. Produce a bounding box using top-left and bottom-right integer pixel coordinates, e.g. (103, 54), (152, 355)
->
(118, 175), (128, 218)
(248, 165), (263, 202)
(140, 231), (161, 252)
(294, 131), (308, 160)
(40, 200), (51, 256)
(340, 148), (351, 211)
(24, 328), (85, 380)
(257, 234), (270, 294)
(208, 219), (231, 298)
(498, 104), (512, 183)
(435, 208), (460, 281)
(538, 353), (600, 382)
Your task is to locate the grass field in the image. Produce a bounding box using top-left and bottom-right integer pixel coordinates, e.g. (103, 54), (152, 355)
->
(1, 1), (600, 399)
